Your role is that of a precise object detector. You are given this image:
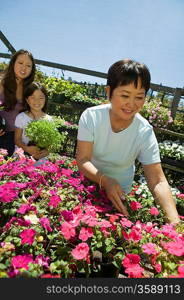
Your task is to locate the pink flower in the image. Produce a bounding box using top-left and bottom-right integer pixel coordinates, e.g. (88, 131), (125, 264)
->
(162, 240), (184, 256)
(79, 227), (93, 241)
(125, 265), (144, 278)
(35, 255), (50, 267)
(130, 201), (142, 211)
(120, 217), (132, 228)
(161, 224), (178, 239)
(150, 207), (159, 216)
(40, 217), (52, 232)
(71, 243), (89, 260)
(14, 147), (25, 159)
(20, 229), (36, 245)
(177, 194), (184, 199)
(122, 254), (141, 268)
(60, 222), (76, 240)
(12, 254), (33, 270)
(142, 243), (158, 255)
(0, 148), (8, 156)
(48, 195), (61, 208)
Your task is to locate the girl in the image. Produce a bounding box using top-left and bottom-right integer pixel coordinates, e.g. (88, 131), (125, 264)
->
(0, 49), (36, 156)
(14, 82), (52, 160)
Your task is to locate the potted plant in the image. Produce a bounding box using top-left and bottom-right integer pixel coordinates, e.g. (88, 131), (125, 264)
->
(25, 116), (67, 152)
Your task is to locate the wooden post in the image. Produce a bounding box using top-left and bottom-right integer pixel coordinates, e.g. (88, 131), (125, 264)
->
(171, 88), (182, 119)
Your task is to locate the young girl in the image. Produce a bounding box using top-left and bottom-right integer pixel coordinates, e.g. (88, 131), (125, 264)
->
(0, 49), (36, 156)
(14, 82), (52, 160)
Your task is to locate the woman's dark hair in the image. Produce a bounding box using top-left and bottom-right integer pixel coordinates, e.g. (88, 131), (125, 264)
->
(107, 59), (151, 98)
(23, 82), (48, 112)
(2, 49), (36, 110)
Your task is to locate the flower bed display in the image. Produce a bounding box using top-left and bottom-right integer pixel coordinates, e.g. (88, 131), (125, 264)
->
(0, 150), (184, 278)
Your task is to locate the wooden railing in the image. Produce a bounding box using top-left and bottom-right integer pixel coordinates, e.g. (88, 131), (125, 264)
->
(0, 51), (184, 119)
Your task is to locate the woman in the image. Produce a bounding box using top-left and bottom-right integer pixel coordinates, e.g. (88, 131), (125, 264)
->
(0, 49), (36, 156)
(76, 59), (180, 224)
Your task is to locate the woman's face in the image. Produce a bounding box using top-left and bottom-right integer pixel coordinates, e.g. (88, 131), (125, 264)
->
(107, 78), (146, 122)
(14, 54), (33, 81)
(26, 89), (45, 112)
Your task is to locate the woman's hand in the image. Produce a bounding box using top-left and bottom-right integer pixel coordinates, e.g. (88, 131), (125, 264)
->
(102, 175), (129, 216)
(0, 129), (5, 136)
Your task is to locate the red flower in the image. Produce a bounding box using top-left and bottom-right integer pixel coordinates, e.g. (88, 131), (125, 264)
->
(130, 201), (142, 211)
(122, 253), (140, 268)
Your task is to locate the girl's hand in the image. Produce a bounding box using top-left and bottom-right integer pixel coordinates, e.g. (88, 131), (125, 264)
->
(34, 149), (49, 160)
(102, 176), (129, 216)
(26, 146), (40, 157)
(0, 129), (5, 136)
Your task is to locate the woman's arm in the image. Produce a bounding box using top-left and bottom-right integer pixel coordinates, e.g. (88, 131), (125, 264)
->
(143, 162), (180, 224)
(76, 140), (128, 215)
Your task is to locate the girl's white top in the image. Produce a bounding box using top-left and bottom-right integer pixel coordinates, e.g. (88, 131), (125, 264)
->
(15, 112), (53, 145)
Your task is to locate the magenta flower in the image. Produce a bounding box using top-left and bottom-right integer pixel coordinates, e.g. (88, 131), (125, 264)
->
(48, 195), (61, 207)
(142, 243), (158, 255)
(130, 201), (142, 211)
(61, 210), (74, 222)
(149, 207), (159, 216)
(79, 227), (93, 241)
(71, 243), (89, 260)
(12, 254), (34, 270)
(20, 228), (36, 245)
(61, 168), (73, 176)
(17, 204), (36, 214)
(60, 222), (76, 240)
(40, 217), (52, 232)
(0, 182), (19, 202)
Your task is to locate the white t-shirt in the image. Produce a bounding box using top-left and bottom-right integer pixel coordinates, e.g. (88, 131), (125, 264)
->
(15, 112), (53, 145)
(77, 103), (161, 193)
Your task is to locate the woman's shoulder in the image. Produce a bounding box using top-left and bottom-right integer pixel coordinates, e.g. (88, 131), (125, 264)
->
(135, 113), (152, 128)
(84, 103), (110, 117)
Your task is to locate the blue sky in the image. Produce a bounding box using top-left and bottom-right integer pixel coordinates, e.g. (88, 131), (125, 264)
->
(0, 0), (184, 88)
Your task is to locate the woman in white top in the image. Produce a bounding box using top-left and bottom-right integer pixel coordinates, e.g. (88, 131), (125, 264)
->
(14, 82), (52, 160)
(76, 59), (180, 224)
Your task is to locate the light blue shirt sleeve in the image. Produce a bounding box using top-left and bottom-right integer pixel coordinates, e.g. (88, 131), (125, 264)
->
(77, 108), (94, 142)
(137, 127), (161, 165)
